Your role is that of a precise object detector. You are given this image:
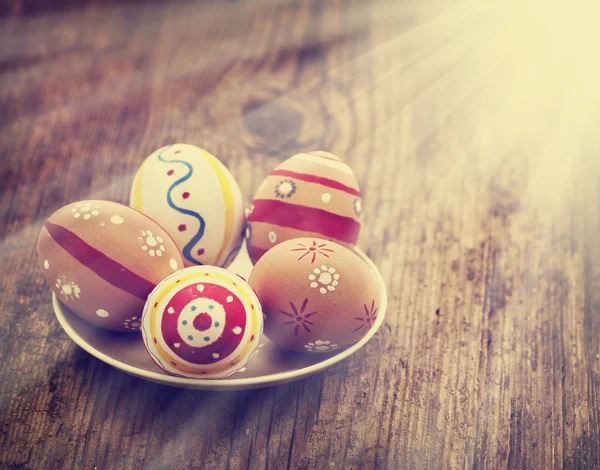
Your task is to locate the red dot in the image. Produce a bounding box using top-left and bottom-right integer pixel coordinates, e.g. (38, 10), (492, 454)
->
(182, 192), (190, 199)
(167, 169), (174, 176)
(174, 150), (181, 154)
(171, 361), (177, 367)
(153, 302), (158, 308)
(178, 224), (186, 232)
(176, 279), (181, 283)
(251, 304), (255, 310)
(251, 335), (255, 342)
(197, 248), (205, 256)
(193, 313), (212, 331)
(204, 273), (209, 276)
(233, 283), (237, 286)
(153, 338), (157, 344)
(309, 247), (316, 251)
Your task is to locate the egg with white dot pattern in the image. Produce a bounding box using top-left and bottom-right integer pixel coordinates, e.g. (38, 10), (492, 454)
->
(130, 144), (245, 268)
(37, 200), (183, 332)
(248, 237), (379, 353)
(246, 151), (362, 264)
(141, 266), (263, 378)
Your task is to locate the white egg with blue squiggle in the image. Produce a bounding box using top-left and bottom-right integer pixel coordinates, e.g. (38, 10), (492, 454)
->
(130, 144), (245, 267)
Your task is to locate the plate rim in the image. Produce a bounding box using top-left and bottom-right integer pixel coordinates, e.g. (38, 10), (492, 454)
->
(52, 247), (388, 389)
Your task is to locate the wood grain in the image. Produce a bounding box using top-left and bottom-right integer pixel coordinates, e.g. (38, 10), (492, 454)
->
(1, 0), (599, 468)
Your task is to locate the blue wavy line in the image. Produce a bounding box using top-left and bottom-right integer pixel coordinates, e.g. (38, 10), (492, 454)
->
(157, 145), (206, 265)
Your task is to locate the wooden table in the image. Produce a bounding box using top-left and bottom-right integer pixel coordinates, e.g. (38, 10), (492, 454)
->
(2, 0), (599, 468)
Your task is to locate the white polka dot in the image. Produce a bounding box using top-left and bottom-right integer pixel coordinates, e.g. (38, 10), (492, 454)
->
(147, 237), (157, 247)
(174, 343), (181, 348)
(149, 250), (155, 257)
(92, 210), (99, 216)
(131, 321), (140, 328)
(43, 260), (49, 270)
(196, 285), (205, 292)
(212, 353), (220, 359)
(168, 307), (175, 314)
(170, 258), (178, 270)
(83, 214), (91, 220)
(71, 208), (76, 213)
(320, 287), (327, 294)
(321, 192), (332, 203)
(100, 222), (105, 227)
(132, 316), (137, 320)
(156, 250), (162, 257)
(232, 326), (242, 335)
(81, 206), (90, 213)
(96, 309), (109, 318)
(156, 236), (163, 243)
(110, 215), (124, 225)
(74, 213), (80, 219)
(226, 296), (233, 303)
(268, 231), (277, 243)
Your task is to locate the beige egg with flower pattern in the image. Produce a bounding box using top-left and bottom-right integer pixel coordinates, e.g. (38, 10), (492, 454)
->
(248, 237), (380, 353)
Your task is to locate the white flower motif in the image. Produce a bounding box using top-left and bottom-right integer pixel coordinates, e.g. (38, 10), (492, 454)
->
(275, 179), (297, 198)
(308, 265), (340, 294)
(72, 202), (100, 220)
(304, 340), (339, 352)
(138, 230), (165, 257)
(123, 316), (141, 330)
(55, 278), (81, 300)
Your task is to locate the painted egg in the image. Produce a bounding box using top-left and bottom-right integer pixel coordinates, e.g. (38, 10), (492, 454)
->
(246, 151), (362, 264)
(37, 200), (184, 332)
(248, 237), (379, 353)
(141, 266), (263, 378)
(130, 143), (245, 268)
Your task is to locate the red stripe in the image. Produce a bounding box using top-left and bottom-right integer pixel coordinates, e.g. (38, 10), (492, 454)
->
(44, 221), (155, 300)
(270, 169), (360, 197)
(248, 199), (360, 243)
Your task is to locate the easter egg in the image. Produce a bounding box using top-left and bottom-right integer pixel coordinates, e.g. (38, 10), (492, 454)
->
(246, 151), (361, 264)
(130, 144), (245, 268)
(248, 237), (379, 353)
(37, 200), (184, 332)
(141, 266), (263, 378)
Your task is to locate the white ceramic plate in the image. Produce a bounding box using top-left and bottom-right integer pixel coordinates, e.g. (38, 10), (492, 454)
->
(52, 245), (387, 391)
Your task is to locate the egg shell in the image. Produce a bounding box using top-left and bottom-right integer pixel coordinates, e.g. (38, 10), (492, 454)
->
(37, 200), (184, 332)
(248, 237), (379, 353)
(141, 266), (263, 378)
(246, 151), (362, 264)
(130, 144), (245, 268)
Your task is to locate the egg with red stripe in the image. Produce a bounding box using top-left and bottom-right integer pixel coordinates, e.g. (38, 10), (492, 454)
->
(141, 266), (263, 378)
(37, 200), (184, 332)
(130, 144), (245, 268)
(246, 151), (361, 264)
